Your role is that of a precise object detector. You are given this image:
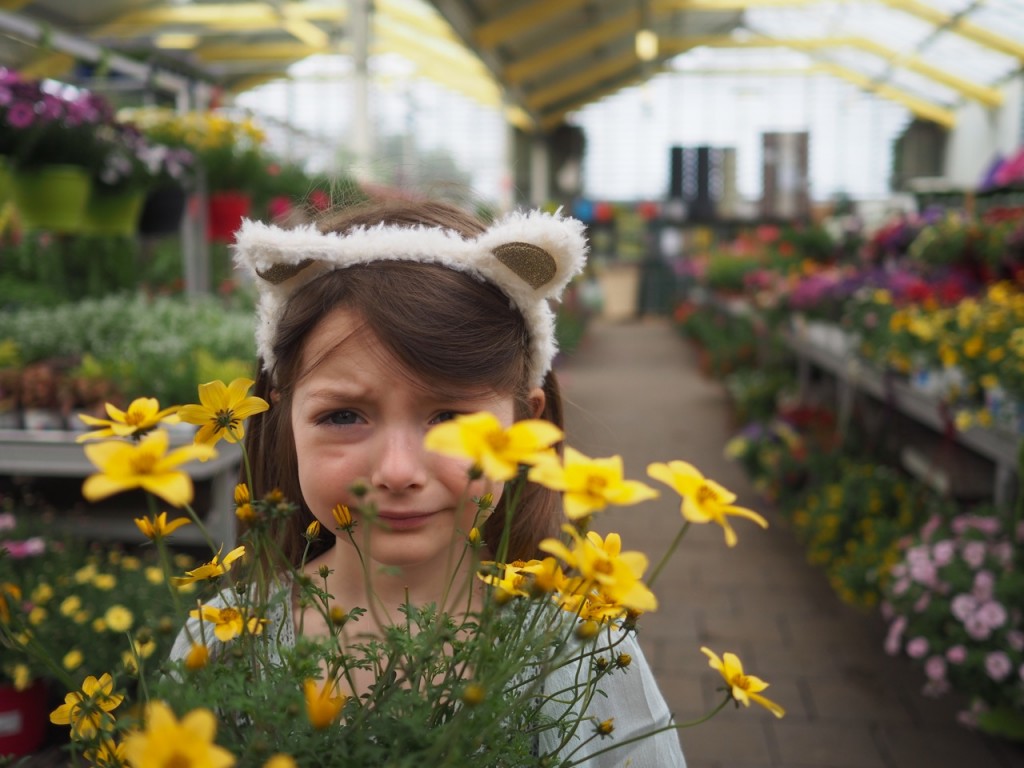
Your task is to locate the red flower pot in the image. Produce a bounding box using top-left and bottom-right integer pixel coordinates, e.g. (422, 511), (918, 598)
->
(0, 679), (47, 756)
(207, 190), (251, 243)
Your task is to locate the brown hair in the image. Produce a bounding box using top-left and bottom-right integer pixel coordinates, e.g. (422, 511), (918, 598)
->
(244, 197), (564, 566)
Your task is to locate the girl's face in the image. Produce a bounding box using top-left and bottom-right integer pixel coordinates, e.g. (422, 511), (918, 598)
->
(290, 308), (520, 572)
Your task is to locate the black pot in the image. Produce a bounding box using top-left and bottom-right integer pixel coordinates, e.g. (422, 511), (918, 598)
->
(138, 182), (187, 237)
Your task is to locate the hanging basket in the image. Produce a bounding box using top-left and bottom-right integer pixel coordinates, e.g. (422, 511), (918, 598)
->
(82, 188), (146, 238)
(138, 181), (188, 237)
(0, 679), (48, 756)
(10, 164), (91, 234)
(207, 190), (251, 243)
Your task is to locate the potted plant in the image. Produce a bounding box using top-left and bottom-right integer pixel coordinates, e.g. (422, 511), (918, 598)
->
(2, 76), (113, 233)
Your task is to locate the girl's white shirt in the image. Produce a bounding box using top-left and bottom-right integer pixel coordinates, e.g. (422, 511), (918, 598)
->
(170, 583), (687, 768)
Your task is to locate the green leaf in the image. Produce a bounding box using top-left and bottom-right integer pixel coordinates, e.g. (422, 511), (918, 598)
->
(976, 707), (1024, 742)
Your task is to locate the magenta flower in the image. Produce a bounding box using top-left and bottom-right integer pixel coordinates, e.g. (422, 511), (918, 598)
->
(6, 101), (34, 129)
(946, 645), (967, 664)
(924, 655), (946, 681)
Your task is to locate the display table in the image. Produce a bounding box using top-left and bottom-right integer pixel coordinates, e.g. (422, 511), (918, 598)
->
(0, 428), (242, 546)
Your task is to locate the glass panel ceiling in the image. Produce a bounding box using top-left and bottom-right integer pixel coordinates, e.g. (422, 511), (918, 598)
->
(732, 0), (1022, 109)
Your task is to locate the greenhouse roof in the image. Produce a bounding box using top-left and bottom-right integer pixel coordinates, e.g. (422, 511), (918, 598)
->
(0, 0), (1020, 131)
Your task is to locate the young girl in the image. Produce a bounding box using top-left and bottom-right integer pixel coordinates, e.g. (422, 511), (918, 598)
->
(174, 197), (686, 766)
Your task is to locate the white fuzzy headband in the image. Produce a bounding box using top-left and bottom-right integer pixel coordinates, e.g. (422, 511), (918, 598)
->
(232, 209), (589, 386)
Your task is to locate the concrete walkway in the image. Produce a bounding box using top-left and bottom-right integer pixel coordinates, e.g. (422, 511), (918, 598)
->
(555, 317), (1024, 768)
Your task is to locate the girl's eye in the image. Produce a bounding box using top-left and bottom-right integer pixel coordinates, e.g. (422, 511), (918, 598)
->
(431, 411), (458, 425)
(324, 410), (361, 426)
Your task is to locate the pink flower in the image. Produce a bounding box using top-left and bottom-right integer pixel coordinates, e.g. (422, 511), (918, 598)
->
(951, 594), (977, 622)
(922, 679), (950, 698)
(931, 540), (955, 566)
(1007, 631), (1024, 652)
(910, 561), (937, 585)
(992, 542), (1013, 565)
(913, 593), (931, 613)
(976, 601), (1007, 630)
(907, 545), (931, 566)
(946, 645), (967, 664)
(885, 616), (907, 656)
(961, 540), (987, 569)
(880, 601), (893, 620)
(0, 537), (45, 558)
(0, 513), (14, 531)
(972, 570), (995, 601)
(921, 514), (942, 540)
(924, 655), (946, 681)
(906, 636), (929, 659)
(891, 577), (910, 596)
(985, 651), (1012, 681)
(965, 615), (992, 641)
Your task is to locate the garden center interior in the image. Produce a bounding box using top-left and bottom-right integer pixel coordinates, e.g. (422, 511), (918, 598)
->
(0, 1), (1023, 766)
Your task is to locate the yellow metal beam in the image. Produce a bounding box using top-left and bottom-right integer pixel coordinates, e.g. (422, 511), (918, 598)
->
(815, 61), (955, 127)
(375, 20), (493, 83)
(196, 42), (317, 62)
(18, 52), (75, 80)
(504, 9), (640, 85)
(850, 36), (1002, 107)
(104, 3), (345, 27)
(654, 0), (816, 7)
(376, 0), (458, 43)
(282, 19), (330, 50)
(475, 0), (591, 49)
(525, 50), (639, 111)
(877, 0), (1024, 62)
(539, 71), (650, 131)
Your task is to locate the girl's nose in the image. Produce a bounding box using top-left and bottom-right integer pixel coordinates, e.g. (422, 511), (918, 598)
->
(370, 427), (429, 492)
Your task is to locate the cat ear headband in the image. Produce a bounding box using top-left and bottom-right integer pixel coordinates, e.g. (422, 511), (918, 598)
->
(232, 209), (589, 386)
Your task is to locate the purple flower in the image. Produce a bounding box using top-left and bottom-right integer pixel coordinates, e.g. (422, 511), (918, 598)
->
(906, 636), (929, 659)
(6, 101), (34, 129)
(946, 645), (967, 664)
(985, 651), (1012, 681)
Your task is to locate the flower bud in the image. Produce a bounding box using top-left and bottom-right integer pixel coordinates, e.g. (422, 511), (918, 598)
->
(461, 683), (486, 706)
(575, 620), (600, 640)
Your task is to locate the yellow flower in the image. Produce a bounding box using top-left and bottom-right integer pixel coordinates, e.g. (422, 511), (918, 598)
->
(145, 566), (164, 585)
(83, 430), (217, 507)
(331, 503), (353, 530)
(172, 546), (246, 586)
(529, 447), (659, 520)
(59, 595), (81, 617)
(424, 412), (563, 481)
(189, 604), (266, 642)
(701, 647), (785, 718)
(31, 583), (53, 604)
(123, 701), (235, 768)
(648, 461), (768, 547)
(178, 378), (269, 448)
(303, 678), (346, 729)
(540, 527), (657, 614)
(185, 643), (210, 671)
(93, 573), (117, 590)
(0, 582), (20, 624)
(50, 673), (124, 740)
(477, 561), (530, 600)
(105, 605), (134, 633)
(135, 511), (192, 541)
(233, 484), (249, 505)
(305, 520), (321, 538)
(63, 649), (83, 671)
(264, 755), (297, 768)
(83, 738), (126, 767)
(76, 397), (180, 442)
(28, 606), (46, 625)
(12, 663), (31, 691)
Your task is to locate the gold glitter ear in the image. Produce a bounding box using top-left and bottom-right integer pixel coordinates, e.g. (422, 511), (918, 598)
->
(492, 242), (557, 289)
(255, 259), (315, 285)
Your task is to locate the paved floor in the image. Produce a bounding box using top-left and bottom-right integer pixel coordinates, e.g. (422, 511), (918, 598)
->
(555, 317), (1024, 768)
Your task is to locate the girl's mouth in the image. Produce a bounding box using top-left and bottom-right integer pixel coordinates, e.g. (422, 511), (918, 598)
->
(376, 512), (435, 531)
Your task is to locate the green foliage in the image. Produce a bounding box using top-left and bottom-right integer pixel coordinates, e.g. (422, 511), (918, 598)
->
(0, 292), (256, 405)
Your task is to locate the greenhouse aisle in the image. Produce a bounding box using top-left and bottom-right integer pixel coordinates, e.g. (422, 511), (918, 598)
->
(555, 317), (1024, 768)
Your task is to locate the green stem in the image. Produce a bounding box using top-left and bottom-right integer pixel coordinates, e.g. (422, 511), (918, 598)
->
(563, 696), (731, 767)
(646, 522), (690, 591)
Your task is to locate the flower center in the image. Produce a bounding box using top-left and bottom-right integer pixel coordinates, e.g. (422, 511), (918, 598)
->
(696, 484), (718, 505)
(130, 453), (159, 474)
(214, 409), (238, 434)
(586, 475), (608, 495)
(165, 752), (192, 768)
